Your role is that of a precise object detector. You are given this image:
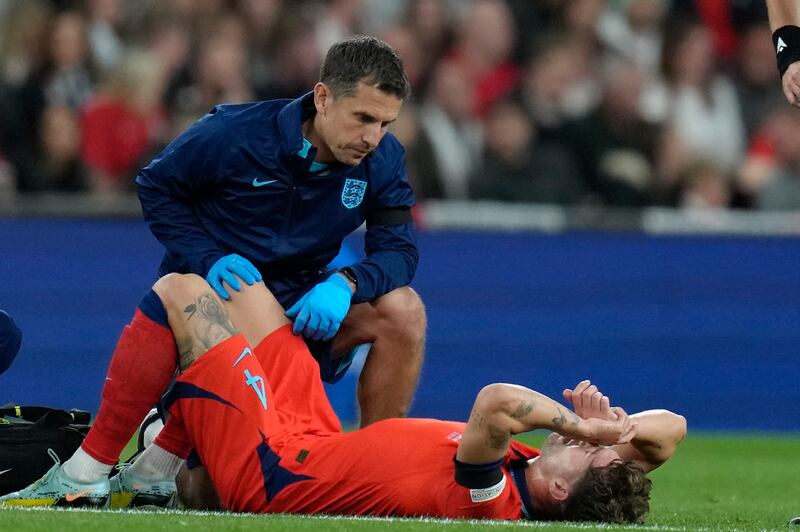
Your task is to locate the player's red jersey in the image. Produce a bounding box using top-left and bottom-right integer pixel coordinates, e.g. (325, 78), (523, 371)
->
(165, 326), (539, 520)
(264, 418), (539, 519)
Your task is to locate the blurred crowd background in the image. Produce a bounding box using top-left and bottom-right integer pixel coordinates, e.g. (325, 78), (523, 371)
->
(0, 0), (797, 212)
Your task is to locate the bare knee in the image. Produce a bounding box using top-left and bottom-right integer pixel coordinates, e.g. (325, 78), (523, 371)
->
(152, 273), (236, 371)
(374, 286), (427, 341)
(152, 273), (208, 310)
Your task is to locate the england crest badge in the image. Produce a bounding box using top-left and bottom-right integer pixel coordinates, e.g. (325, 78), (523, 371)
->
(341, 178), (367, 209)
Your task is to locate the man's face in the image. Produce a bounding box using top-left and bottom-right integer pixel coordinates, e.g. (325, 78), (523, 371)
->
(316, 81), (403, 166)
(538, 434), (621, 485)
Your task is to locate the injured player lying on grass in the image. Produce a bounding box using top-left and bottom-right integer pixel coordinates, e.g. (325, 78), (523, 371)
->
(0, 274), (686, 523)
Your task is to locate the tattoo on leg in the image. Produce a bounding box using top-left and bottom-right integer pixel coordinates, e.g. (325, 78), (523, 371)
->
(177, 293), (238, 371)
(176, 335), (195, 371)
(185, 293), (237, 348)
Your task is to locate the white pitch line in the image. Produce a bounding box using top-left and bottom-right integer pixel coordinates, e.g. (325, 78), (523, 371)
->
(0, 506), (697, 531)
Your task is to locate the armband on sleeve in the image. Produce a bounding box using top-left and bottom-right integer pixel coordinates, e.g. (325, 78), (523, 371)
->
(366, 206), (412, 226)
(453, 457), (504, 489)
(773, 26), (800, 77)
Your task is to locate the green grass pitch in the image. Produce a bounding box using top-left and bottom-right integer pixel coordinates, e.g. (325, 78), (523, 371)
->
(2, 432), (798, 531)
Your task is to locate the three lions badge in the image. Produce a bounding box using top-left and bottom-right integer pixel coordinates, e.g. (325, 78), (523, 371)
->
(341, 179), (367, 209)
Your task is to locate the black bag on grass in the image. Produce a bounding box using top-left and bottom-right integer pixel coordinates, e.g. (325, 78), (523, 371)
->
(0, 404), (90, 496)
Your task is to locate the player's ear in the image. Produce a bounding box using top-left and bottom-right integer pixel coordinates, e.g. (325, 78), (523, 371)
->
(313, 82), (331, 115)
(548, 477), (570, 502)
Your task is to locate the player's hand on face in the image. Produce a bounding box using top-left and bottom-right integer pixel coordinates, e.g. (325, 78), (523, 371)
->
(578, 407), (638, 446)
(563, 380), (614, 421)
(783, 62), (800, 109)
(206, 254), (263, 300)
(285, 274), (353, 341)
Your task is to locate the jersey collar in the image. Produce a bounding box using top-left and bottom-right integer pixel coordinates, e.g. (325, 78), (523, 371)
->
(277, 91), (350, 177)
(508, 460), (539, 520)
(277, 91), (317, 162)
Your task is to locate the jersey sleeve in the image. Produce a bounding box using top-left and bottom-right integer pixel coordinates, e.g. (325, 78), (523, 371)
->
(439, 472), (520, 520)
(347, 141), (418, 303)
(135, 108), (230, 275)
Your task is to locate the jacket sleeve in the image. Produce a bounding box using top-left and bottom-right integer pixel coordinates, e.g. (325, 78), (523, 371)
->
(135, 109), (229, 275)
(347, 148), (418, 303)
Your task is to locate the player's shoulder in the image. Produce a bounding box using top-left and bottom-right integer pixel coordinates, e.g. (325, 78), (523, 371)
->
(210, 100), (289, 128)
(201, 100), (290, 150)
(366, 131), (406, 177)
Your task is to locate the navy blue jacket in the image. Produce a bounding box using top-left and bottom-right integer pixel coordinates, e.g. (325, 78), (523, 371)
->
(136, 92), (418, 304)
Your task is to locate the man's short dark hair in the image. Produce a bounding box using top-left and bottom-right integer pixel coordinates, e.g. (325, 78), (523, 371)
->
(320, 35), (411, 100)
(562, 461), (652, 524)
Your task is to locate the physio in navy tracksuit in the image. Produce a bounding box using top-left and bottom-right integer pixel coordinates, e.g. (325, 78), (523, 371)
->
(136, 36), (425, 425)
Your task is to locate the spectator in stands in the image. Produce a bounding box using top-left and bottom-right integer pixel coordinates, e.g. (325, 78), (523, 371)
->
(35, 105), (88, 192)
(655, 17), (745, 190)
(403, 0), (456, 97)
(166, 25), (254, 126)
(469, 99), (584, 205)
(598, 0), (667, 75)
(86, 0), (125, 71)
(80, 51), (165, 193)
(14, 9), (95, 192)
(544, 0), (609, 122)
(444, 0), (522, 119)
(677, 160), (731, 210)
(567, 61), (660, 207)
(380, 25), (423, 94)
(257, 20), (321, 100)
(752, 109), (800, 211)
(518, 34), (586, 144)
(0, 0), (768, 209)
(0, 0), (52, 87)
(239, 0), (284, 100)
(732, 23), (786, 139)
(148, 22), (192, 112)
(315, 0), (363, 59)
(38, 10), (95, 111)
(418, 61), (482, 200)
(389, 101), (441, 202)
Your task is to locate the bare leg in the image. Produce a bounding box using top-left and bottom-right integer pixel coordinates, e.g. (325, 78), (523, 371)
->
(153, 274), (240, 371)
(332, 286), (426, 426)
(176, 464), (221, 510)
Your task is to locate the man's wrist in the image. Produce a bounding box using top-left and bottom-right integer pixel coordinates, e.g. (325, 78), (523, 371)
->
(337, 267), (358, 295)
(773, 25), (800, 77)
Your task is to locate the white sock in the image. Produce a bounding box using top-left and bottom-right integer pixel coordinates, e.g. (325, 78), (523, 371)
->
(127, 444), (183, 481)
(62, 446), (114, 483)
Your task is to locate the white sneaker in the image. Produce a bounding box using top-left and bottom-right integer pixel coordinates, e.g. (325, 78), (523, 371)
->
(0, 450), (109, 508)
(109, 465), (176, 509)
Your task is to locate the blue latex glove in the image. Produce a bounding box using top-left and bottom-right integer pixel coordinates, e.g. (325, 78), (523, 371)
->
(285, 274), (352, 341)
(206, 254), (262, 300)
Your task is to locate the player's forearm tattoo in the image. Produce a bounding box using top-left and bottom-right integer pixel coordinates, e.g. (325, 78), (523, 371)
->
(552, 408), (566, 427)
(177, 293), (237, 370)
(471, 409), (485, 429)
(551, 407), (581, 428)
(510, 400), (533, 419)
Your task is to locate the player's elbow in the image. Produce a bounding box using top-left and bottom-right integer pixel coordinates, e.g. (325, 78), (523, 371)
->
(649, 410), (688, 465)
(668, 411), (688, 445)
(652, 409), (687, 445)
(474, 384), (524, 425)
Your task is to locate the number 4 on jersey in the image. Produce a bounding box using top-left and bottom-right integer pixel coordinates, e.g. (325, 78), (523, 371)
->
(244, 369), (268, 410)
